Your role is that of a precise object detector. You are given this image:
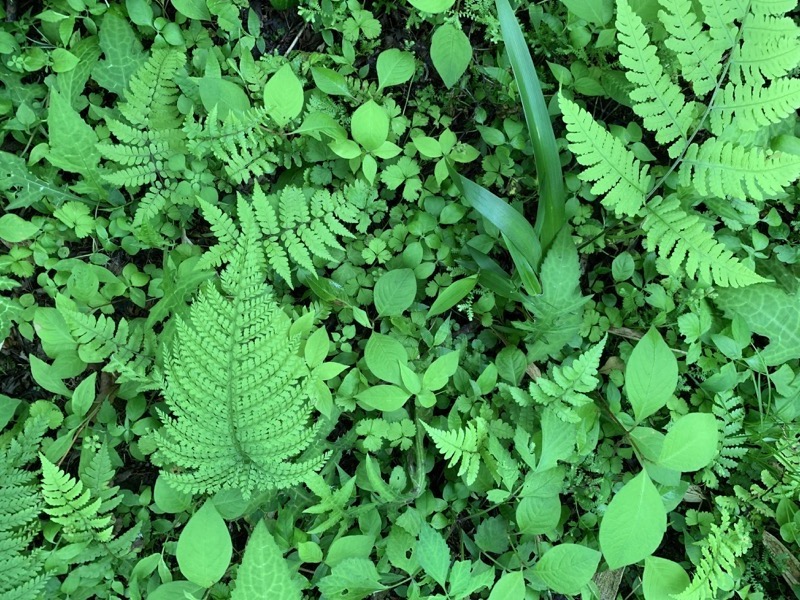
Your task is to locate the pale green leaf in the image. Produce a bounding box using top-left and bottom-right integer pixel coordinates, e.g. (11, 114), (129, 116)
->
(533, 544), (601, 595)
(625, 328), (678, 423)
(377, 48), (416, 91)
(430, 24), (472, 88)
(231, 520), (302, 600)
(488, 571), (525, 600)
(658, 413), (719, 472)
(642, 556), (690, 600)
(418, 523), (451, 588)
(264, 64), (304, 126)
(177, 500), (232, 588)
(351, 100), (389, 152)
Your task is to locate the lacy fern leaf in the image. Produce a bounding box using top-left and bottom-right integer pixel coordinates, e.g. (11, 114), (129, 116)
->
(709, 78), (800, 135)
(642, 195), (767, 287)
(560, 96), (652, 217)
(154, 196), (328, 498)
(421, 418), (487, 486)
(678, 139), (800, 201)
(117, 48), (185, 131)
(617, 0), (694, 157)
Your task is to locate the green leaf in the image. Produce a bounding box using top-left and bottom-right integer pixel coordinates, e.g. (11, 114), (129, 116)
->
(46, 89), (102, 182)
(418, 523), (451, 589)
(317, 558), (386, 600)
(374, 268), (417, 316)
(364, 333), (408, 385)
(311, 67), (352, 97)
(599, 471), (666, 569)
(427, 275), (478, 318)
(231, 520), (302, 600)
(642, 556), (690, 600)
(199, 77), (251, 120)
(516, 494), (561, 534)
(715, 284), (800, 366)
(658, 413), (719, 472)
(154, 475), (193, 513)
(0, 151), (83, 210)
(356, 385), (412, 412)
(537, 407), (576, 471)
(559, 0), (614, 25)
(0, 214), (40, 242)
(264, 64), (304, 126)
(0, 393), (21, 430)
(92, 11), (146, 96)
(177, 500), (232, 588)
(533, 544), (601, 595)
(304, 328), (330, 369)
(172, 0), (212, 19)
(625, 328), (678, 423)
(422, 350), (460, 391)
(51, 48), (80, 73)
(488, 571), (525, 600)
(495, 0), (565, 250)
(430, 24), (472, 88)
(126, 0), (154, 26)
(377, 49), (416, 91)
(70, 372), (96, 418)
(408, 0), (455, 13)
(147, 582), (205, 600)
(29, 355), (72, 397)
(351, 100), (389, 152)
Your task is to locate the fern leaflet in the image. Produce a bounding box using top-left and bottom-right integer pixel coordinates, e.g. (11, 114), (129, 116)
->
(709, 78), (800, 135)
(560, 95), (652, 217)
(421, 418), (487, 486)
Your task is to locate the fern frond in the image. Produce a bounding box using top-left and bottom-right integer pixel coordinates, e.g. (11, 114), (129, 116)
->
(678, 139), (800, 201)
(527, 336), (606, 423)
(731, 35), (800, 83)
(642, 195), (768, 287)
(421, 418), (487, 486)
(701, 392), (748, 488)
(617, 0), (694, 156)
(197, 198), (242, 270)
(698, 0), (745, 49)
(40, 455), (114, 544)
(560, 95), (652, 217)
(709, 78), (800, 134)
(658, 0), (724, 95)
(154, 197), (328, 498)
(118, 48), (185, 130)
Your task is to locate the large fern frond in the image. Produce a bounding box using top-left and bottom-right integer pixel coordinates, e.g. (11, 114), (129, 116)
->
(678, 139), (800, 201)
(658, 0), (724, 95)
(560, 96), (652, 217)
(154, 197), (328, 498)
(617, 0), (694, 157)
(642, 195), (768, 287)
(709, 78), (800, 135)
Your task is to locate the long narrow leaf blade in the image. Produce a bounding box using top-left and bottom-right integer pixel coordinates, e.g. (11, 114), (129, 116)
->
(495, 0), (565, 250)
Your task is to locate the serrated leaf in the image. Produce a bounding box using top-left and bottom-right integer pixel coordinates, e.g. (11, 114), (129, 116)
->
(230, 520), (302, 600)
(418, 523), (451, 589)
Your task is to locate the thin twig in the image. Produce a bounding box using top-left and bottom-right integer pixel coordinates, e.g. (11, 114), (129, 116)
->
(283, 23), (307, 56)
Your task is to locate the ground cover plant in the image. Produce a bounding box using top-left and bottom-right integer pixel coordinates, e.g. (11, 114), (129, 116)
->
(1, 0), (799, 597)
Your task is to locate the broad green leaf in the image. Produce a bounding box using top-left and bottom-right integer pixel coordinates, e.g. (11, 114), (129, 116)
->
(0, 151), (82, 210)
(377, 49), (416, 91)
(356, 385), (411, 412)
(147, 582), (204, 600)
(625, 328), (678, 423)
(599, 471), (666, 569)
(533, 544), (601, 595)
(46, 89), (102, 183)
(264, 64), (304, 126)
(495, 0), (565, 249)
(427, 275), (478, 318)
(70, 372), (96, 418)
(51, 48), (79, 73)
(364, 333), (408, 385)
(172, 0), (212, 19)
(293, 112), (347, 141)
(230, 520), (302, 600)
(56, 37), (101, 109)
(418, 523), (451, 588)
(92, 11), (146, 96)
(29, 355), (72, 397)
(658, 413), (719, 472)
(351, 100), (389, 152)
(488, 571), (525, 600)
(318, 558), (386, 599)
(154, 475), (193, 513)
(0, 214), (40, 242)
(516, 495), (561, 534)
(537, 407), (577, 471)
(177, 500), (232, 588)
(0, 394), (21, 430)
(311, 66), (352, 97)
(126, 0), (154, 26)
(374, 268), (417, 316)
(495, 346), (527, 384)
(559, 0), (614, 25)
(199, 77), (251, 119)
(325, 535), (374, 567)
(408, 0), (456, 12)
(422, 350), (460, 391)
(715, 284), (800, 366)
(430, 24), (472, 88)
(304, 328), (330, 369)
(642, 556), (690, 599)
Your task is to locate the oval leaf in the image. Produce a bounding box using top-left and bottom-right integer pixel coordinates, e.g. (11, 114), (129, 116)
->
(351, 100), (389, 152)
(356, 385), (411, 412)
(408, 0), (456, 13)
(534, 544), (601, 595)
(658, 413), (719, 472)
(430, 24), (473, 88)
(427, 275), (478, 318)
(643, 556), (690, 600)
(264, 64), (304, 126)
(488, 571), (525, 600)
(377, 49), (416, 91)
(177, 500), (232, 588)
(625, 328), (678, 423)
(374, 268), (417, 316)
(599, 471), (666, 569)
